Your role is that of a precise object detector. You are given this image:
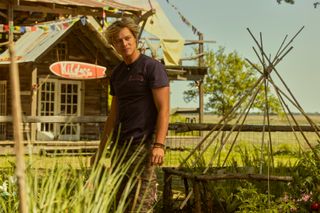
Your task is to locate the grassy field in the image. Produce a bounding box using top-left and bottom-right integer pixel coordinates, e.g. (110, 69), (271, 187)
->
(1, 113), (320, 212)
(203, 113), (320, 124)
(1, 114), (319, 168)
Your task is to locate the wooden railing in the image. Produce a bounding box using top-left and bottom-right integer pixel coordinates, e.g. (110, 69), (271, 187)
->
(1, 116), (320, 132)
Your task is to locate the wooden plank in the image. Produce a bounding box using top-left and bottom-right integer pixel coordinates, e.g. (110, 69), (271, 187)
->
(198, 81), (204, 137)
(31, 67), (37, 142)
(40, 146), (97, 151)
(162, 171), (173, 212)
(141, 37), (216, 45)
(0, 115), (106, 123)
(0, 141), (99, 146)
(163, 167), (293, 182)
(193, 180), (201, 213)
(1, 116), (320, 133)
(0, 3), (102, 17)
(169, 123), (320, 132)
(20, 91), (30, 96)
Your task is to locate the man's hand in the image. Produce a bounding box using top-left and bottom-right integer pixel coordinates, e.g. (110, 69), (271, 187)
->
(151, 147), (164, 165)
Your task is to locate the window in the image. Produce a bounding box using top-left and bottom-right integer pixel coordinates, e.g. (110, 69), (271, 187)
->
(37, 79), (82, 140)
(52, 42), (68, 61)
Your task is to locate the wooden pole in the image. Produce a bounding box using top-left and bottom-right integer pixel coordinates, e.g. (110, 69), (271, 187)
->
(31, 67), (37, 142)
(198, 33), (204, 138)
(193, 180), (202, 213)
(162, 171), (173, 212)
(8, 2), (27, 213)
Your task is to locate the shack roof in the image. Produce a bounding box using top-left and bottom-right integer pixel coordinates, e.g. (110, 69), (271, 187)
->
(0, 0), (144, 18)
(21, 0), (144, 11)
(0, 18), (120, 66)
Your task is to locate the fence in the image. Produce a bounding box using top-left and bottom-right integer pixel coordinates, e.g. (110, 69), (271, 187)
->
(0, 116), (319, 158)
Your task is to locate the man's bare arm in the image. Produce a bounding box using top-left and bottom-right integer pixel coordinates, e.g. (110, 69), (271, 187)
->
(151, 86), (170, 165)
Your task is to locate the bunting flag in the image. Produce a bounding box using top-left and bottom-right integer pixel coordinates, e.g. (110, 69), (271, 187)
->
(0, 17), (80, 34)
(165, 0), (202, 36)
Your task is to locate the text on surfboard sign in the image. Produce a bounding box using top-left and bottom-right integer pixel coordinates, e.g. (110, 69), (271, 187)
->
(49, 61), (106, 79)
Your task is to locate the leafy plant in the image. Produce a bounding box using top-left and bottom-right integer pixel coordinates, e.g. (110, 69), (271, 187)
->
(235, 181), (296, 212)
(288, 144), (320, 212)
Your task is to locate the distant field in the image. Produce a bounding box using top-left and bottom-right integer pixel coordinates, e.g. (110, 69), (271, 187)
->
(166, 113), (320, 166)
(203, 113), (320, 124)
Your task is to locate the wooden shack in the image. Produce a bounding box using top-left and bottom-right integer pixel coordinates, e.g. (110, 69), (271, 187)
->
(0, 18), (120, 141)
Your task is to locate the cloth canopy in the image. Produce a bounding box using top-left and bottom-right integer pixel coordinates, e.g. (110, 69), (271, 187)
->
(115, 0), (184, 66)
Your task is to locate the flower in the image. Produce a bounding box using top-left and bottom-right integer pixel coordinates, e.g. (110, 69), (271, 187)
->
(0, 181), (8, 192)
(301, 193), (311, 202)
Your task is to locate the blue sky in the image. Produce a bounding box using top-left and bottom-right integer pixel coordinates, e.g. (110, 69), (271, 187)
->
(156, 0), (320, 113)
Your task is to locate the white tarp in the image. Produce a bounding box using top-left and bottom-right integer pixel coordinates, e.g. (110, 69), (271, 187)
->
(114, 0), (184, 65)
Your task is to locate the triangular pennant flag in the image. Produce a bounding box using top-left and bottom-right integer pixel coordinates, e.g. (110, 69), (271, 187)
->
(62, 22), (69, 29)
(20, 26), (26, 33)
(80, 16), (87, 26)
(4, 25), (9, 32)
(50, 24), (56, 31)
(14, 26), (20, 33)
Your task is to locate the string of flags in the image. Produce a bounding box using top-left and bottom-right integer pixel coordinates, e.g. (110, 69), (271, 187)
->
(0, 6), (123, 40)
(0, 17), (80, 35)
(165, 0), (202, 36)
(0, 16), (110, 40)
(0, 5), (124, 38)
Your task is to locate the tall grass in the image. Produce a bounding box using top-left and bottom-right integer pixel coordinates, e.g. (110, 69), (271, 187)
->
(0, 141), (149, 213)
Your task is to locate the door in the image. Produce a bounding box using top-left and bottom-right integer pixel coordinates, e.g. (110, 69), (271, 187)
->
(37, 78), (82, 140)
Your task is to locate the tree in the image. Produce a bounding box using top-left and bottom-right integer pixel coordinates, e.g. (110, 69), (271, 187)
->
(183, 47), (282, 120)
(276, 0), (294, 4)
(276, 0), (320, 7)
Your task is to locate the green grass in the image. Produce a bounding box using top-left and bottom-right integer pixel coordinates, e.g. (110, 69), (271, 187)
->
(1, 114), (320, 212)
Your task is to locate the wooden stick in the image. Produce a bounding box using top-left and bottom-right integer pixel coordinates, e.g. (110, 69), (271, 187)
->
(163, 168), (293, 182)
(8, 2), (27, 213)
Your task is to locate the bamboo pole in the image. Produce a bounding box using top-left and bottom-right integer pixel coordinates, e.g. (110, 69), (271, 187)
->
(8, 2), (27, 213)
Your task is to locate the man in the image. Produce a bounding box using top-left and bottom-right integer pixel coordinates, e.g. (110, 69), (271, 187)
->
(92, 17), (170, 212)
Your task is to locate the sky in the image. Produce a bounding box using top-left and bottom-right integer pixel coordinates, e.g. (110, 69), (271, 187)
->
(155, 0), (320, 113)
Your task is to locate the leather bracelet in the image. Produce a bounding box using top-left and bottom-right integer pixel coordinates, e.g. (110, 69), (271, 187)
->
(153, 142), (165, 149)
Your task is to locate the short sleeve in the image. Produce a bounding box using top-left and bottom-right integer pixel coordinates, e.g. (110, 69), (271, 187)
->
(147, 61), (169, 88)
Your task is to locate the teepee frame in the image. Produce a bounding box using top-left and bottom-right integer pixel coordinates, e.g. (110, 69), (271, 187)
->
(163, 26), (320, 212)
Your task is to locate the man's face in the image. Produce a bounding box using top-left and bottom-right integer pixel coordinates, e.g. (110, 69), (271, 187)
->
(113, 27), (137, 58)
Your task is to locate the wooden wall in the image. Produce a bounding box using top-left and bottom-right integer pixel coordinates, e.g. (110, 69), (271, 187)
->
(0, 28), (117, 141)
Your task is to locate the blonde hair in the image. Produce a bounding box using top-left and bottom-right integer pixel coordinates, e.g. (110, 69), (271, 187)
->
(105, 17), (140, 45)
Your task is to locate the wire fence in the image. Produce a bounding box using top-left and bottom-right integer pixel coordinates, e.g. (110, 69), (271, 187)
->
(164, 128), (320, 166)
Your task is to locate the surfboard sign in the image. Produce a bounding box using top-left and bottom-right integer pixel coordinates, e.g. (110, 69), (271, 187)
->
(49, 61), (107, 80)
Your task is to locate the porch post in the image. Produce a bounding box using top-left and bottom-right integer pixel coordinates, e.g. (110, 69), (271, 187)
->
(198, 33), (204, 137)
(31, 67), (37, 142)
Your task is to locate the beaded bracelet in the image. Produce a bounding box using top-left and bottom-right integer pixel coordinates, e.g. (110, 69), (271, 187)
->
(153, 142), (165, 149)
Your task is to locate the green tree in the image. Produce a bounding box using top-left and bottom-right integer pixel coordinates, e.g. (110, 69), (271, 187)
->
(276, 0), (294, 4)
(183, 47), (282, 119)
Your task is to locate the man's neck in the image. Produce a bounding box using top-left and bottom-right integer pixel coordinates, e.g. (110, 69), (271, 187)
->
(123, 50), (141, 65)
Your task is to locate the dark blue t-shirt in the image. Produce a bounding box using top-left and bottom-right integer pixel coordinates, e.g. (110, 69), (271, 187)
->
(110, 54), (169, 143)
